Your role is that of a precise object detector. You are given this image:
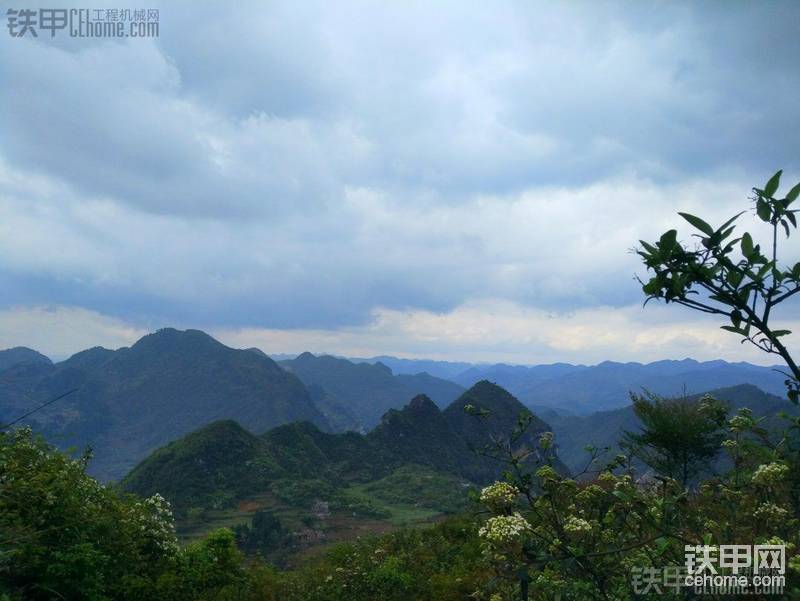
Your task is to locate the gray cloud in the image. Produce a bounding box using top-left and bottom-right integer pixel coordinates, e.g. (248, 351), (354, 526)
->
(0, 1), (799, 348)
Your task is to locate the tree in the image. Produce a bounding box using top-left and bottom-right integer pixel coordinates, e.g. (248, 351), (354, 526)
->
(620, 391), (727, 487)
(636, 170), (800, 402)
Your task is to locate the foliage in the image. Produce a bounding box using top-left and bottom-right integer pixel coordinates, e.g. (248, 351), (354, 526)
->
(276, 515), (486, 601)
(472, 409), (800, 599)
(0, 428), (286, 601)
(0, 427), (178, 600)
(0, 426), (489, 600)
(621, 391), (727, 486)
(549, 383), (798, 474)
(232, 511), (287, 559)
(637, 170), (800, 401)
(351, 464), (473, 514)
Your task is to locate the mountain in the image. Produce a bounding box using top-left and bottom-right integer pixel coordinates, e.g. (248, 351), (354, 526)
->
(368, 394), (470, 476)
(121, 418), (399, 509)
(546, 383), (799, 473)
(279, 352), (465, 428)
(443, 380), (570, 481)
(0, 328), (326, 481)
(122, 382), (567, 510)
(354, 356), (478, 380)
(454, 359), (788, 413)
(0, 347), (51, 373)
(120, 420), (269, 508)
(453, 362), (584, 393)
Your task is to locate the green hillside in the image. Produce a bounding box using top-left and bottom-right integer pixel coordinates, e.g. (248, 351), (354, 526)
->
(0, 329), (327, 481)
(119, 379), (567, 567)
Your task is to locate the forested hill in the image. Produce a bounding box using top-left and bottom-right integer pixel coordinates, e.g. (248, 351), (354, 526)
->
(0, 329), (326, 481)
(122, 381), (567, 510)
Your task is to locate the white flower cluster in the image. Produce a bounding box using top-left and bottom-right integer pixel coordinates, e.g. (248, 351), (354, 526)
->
(134, 493), (179, 553)
(478, 513), (532, 545)
(563, 516), (593, 534)
(728, 411), (754, 432)
(479, 482), (518, 510)
(753, 502), (789, 523)
(751, 462), (790, 486)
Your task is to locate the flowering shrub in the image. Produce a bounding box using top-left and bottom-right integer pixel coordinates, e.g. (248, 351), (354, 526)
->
(471, 401), (800, 600)
(751, 461), (790, 486)
(479, 482), (518, 511)
(479, 513), (532, 546)
(0, 428), (256, 601)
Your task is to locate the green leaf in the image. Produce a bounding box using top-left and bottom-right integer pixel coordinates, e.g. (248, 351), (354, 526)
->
(786, 212), (797, 228)
(741, 232), (754, 257)
(756, 199), (771, 222)
(639, 240), (658, 255)
(765, 170), (782, 197)
(726, 270), (743, 287)
(678, 212), (714, 236)
(716, 211), (744, 233)
(659, 229), (678, 250)
(772, 330), (792, 338)
(642, 278), (660, 295)
(720, 325), (746, 335)
(786, 182), (800, 204)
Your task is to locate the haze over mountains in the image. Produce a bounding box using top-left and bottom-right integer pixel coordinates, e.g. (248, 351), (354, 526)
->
(358, 356), (788, 413)
(278, 352), (464, 429)
(0, 327), (790, 481)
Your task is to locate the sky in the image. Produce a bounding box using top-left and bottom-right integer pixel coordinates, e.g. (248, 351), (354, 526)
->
(1, 1), (799, 364)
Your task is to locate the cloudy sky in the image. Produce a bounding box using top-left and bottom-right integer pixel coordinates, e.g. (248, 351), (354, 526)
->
(1, 1), (799, 364)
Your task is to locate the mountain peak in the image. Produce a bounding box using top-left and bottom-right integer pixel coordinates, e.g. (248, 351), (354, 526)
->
(61, 346), (115, 370)
(130, 328), (226, 356)
(0, 347), (52, 372)
(407, 393), (438, 413)
(373, 361), (393, 375)
(453, 380), (523, 412)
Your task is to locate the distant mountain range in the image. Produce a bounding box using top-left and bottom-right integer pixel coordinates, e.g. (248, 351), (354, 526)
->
(548, 383), (800, 476)
(278, 352), (464, 429)
(0, 328), (793, 482)
(358, 356), (788, 414)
